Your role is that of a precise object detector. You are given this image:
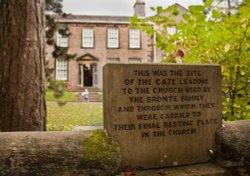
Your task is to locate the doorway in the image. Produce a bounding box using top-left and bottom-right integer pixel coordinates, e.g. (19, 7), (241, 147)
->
(83, 64), (93, 87)
(80, 64), (97, 87)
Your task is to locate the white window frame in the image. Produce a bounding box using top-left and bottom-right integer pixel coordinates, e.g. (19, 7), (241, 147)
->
(82, 28), (94, 48)
(128, 58), (142, 63)
(107, 58), (120, 63)
(56, 31), (68, 47)
(107, 28), (119, 48)
(129, 28), (140, 49)
(56, 60), (68, 80)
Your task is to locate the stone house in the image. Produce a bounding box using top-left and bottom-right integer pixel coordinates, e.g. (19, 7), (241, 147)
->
(46, 0), (154, 92)
(46, 1), (188, 94)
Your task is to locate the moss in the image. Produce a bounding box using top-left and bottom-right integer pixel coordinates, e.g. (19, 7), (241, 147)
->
(83, 129), (120, 162)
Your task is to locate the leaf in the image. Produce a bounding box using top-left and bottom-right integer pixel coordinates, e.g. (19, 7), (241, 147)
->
(150, 6), (156, 11)
(182, 14), (190, 21)
(212, 9), (221, 18)
(204, 0), (213, 7)
(156, 6), (164, 14)
(123, 168), (136, 176)
(189, 5), (205, 14)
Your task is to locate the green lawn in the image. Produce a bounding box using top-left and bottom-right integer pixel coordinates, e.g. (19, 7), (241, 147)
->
(46, 90), (76, 101)
(47, 102), (103, 131)
(46, 90), (250, 131)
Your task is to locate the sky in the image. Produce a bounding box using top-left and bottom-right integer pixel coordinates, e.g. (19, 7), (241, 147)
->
(62, 0), (203, 16)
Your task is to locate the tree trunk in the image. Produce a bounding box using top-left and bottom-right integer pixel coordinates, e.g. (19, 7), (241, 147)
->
(0, 0), (46, 131)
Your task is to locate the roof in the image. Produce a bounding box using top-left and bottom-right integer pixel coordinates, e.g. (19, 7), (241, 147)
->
(171, 3), (189, 12)
(51, 3), (187, 24)
(53, 14), (145, 24)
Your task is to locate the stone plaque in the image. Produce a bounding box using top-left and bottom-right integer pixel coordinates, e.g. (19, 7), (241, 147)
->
(103, 64), (222, 169)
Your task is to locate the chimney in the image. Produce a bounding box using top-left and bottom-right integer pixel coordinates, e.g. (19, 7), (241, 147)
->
(134, 0), (145, 17)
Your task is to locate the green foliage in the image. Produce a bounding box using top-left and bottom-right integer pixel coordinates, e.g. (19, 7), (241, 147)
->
(131, 1), (250, 120)
(46, 15), (57, 45)
(83, 130), (119, 162)
(204, 0), (214, 7)
(46, 89), (75, 101)
(46, 80), (67, 98)
(45, 0), (63, 13)
(47, 102), (103, 131)
(52, 45), (77, 60)
(45, 0), (65, 45)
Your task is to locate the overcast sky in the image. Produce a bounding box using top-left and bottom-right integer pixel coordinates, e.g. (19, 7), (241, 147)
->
(62, 0), (203, 16)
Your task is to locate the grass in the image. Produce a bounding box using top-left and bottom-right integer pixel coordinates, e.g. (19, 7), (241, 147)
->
(47, 101), (103, 131)
(46, 89), (76, 101)
(46, 90), (250, 131)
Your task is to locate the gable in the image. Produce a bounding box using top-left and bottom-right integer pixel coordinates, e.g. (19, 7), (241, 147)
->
(77, 53), (99, 62)
(172, 3), (189, 13)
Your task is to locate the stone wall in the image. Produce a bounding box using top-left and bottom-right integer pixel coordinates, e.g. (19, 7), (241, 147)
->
(215, 120), (250, 170)
(0, 120), (249, 176)
(0, 130), (120, 176)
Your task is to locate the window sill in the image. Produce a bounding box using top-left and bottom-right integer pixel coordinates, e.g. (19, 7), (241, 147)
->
(81, 47), (95, 49)
(128, 47), (142, 50)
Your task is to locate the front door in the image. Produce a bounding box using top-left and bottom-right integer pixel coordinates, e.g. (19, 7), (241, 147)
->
(83, 64), (93, 87)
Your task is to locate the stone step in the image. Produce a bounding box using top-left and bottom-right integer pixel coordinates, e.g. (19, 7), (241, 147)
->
(71, 86), (99, 92)
(74, 91), (102, 102)
(70, 86), (102, 102)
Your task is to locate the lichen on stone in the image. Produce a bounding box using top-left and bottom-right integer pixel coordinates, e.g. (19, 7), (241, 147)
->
(83, 129), (120, 162)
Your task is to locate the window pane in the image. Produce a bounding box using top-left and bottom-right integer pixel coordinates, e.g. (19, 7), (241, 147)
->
(56, 60), (67, 80)
(56, 32), (68, 47)
(108, 28), (119, 48)
(107, 58), (120, 63)
(128, 58), (141, 63)
(129, 29), (140, 48)
(82, 28), (94, 47)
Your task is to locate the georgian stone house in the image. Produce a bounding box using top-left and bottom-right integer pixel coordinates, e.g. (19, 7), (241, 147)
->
(46, 1), (188, 92)
(46, 0), (154, 91)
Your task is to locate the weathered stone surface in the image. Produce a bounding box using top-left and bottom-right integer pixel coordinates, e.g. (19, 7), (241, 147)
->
(0, 130), (120, 176)
(117, 162), (248, 176)
(216, 120), (250, 168)
(73, 125), (103, 131)
(120, 163), (228, 176)
(104, 64), (222, 169)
